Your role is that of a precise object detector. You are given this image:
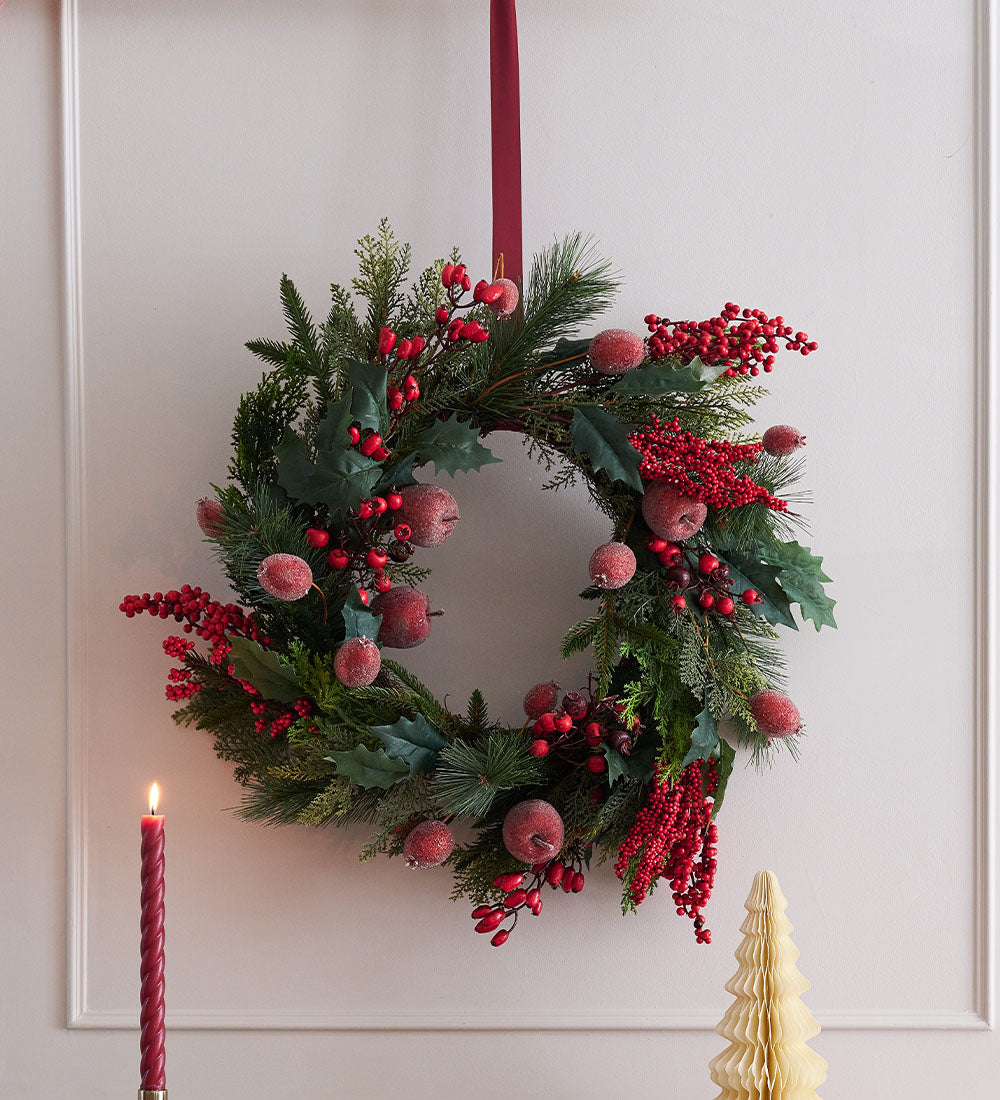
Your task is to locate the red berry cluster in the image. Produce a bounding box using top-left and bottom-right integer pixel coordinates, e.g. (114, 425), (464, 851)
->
(629, 417), (787, 512)
(647, 541), (759, 618)
(308, 489), (412, 602)
(614, 760), (719, 942)
(470, 855), (587, 946)
(120, 586), (267, 644)
(527, 688), (636, 780)
(643, 303), (817, 378)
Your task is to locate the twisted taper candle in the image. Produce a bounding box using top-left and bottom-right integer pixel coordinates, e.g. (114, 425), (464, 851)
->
(139, 805), (166, 1092)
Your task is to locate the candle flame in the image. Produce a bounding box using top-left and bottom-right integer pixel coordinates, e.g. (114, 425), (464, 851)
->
(149, 782), (160, 814)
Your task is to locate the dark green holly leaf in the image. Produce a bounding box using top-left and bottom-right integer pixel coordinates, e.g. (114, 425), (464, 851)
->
(609, 356), (727, 396)
(570, 405), (643, 490)
(275, 427), (382, 520)
(606, 737), (657, 786)
(341, 587), (382, 643)
(370, 714), (449, 777)
(326, 744), (409, 789)
(724, 551), (797, 631)
(313, 395), (354, 452)
(374, 451), (419, 493)
(548, 336), (592, 366)
(682, 701), (719, 767)
(228, 637), (302, 704)
(413, 414), (501, 477)
(766, 540), (837, 631)
(710, 738), (736, 819)
(346, 359), (388, 433)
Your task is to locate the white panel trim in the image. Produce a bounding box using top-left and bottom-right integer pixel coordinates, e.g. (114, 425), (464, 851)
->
(62, 0), (89, 1032)
(62, 0), (997, 1032)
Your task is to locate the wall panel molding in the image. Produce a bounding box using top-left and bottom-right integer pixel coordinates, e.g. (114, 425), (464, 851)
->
(62, 0), (997, 1032)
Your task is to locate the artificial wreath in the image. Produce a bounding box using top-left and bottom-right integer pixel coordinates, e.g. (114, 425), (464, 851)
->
(121, 222), (835, 947)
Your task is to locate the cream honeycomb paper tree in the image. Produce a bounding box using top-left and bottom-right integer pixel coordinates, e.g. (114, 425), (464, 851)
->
(709, 870), (828, 1099)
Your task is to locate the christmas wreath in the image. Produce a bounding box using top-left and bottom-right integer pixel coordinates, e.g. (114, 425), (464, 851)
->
(121, 222), (835, 947)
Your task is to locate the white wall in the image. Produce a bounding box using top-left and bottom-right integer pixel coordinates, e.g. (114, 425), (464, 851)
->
(2, 0), (998, 1095)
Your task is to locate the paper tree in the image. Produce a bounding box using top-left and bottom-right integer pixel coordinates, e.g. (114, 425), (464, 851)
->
(709, 870), (828, 1099)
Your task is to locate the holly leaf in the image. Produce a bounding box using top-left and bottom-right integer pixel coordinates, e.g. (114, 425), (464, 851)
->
(346, 359), (388, 433)
(606, 737), (657, 786)
(710, 738), (736, 819)
(609, 356), (727, 396)
(370, 714), (449, 777)
(373, 451), (419, 494)
(570, 405), (643, 490)
(326, 744), (409, 789)
(681, 702), (719, 767)
(413, 414), (501, 477)
(227, 637), (302, 704)
(341, 587), (382, 643)
(724, 551), (797, 631)
(313, 395), (354, 452)
(765, 540), (837, 631)
(547, 336), (592, 366)
(275, 427), (382, 520)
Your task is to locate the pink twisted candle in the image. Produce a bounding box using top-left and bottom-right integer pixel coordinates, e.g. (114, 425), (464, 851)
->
(140, 792), (166, 1092)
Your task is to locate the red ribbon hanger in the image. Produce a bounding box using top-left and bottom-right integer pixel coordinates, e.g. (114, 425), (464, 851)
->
(490, 0), (522, 284)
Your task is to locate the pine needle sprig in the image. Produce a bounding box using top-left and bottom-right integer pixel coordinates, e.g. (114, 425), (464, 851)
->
(430, 733), (543, 819)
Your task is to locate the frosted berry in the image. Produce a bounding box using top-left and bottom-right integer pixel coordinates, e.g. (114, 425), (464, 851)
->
(762, 424), (806, 456)
(333, 636), (382, 688)
(487, 277), (519, 320)
(588, 541), (637, 589)
(749, 689), (803, 739)
(588, 329), (646, 375)
(502, 799), (565, 864)
(305, 528), (329, 549)
(371, 586), (439, 648)
(523, 681), (560, 718)
(642, 483), (708, 542)
(257, 554), (313, 601)
(529, 739), (551, 758)
(196, 497), (226, 538)
(398, 484), (460, 546)
(403, 819), (455, 868)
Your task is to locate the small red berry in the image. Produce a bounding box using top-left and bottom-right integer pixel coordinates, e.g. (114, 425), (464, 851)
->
(386, 492), (403, 511)
(374, 575), (392, 593)
(545, 862), (564, 887)
(699, 591), (715, 609)
(742, 588), (759, 605)
(360, 432), (383, 457)
(366, 548), (388, 569)
(475, 911), (505, 933)
(327, 549), (350, 569)
(698, 553), (719, 575)
(357, 587), (369, 605)
(490, 929), (510, 947)
(348, 425), (361, 444)
(471, 905), (492, 919)
(571, 872), (585, 893)
(646, 535), (669, 553)
(586, 755), (607, 774)
(503, 889), (527, 909)
(372, 496), (388, 514)
(537, 712), (556, 733)
(671, 594), (687, 613)
(435, 304), (450, 323)
(378, 327), (397, 355)
(441, 263), (455, 288)
(554, 713), (573, 733)
(528, 739), (550, 758)
(716, 595), (735, 615)
(305, 528), (329, 548)
(493, 872), (525, 892)
(394, 523), (412, 541)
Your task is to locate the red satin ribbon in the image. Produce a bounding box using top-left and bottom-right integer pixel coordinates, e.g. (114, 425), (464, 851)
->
(490, 0), (522, 283)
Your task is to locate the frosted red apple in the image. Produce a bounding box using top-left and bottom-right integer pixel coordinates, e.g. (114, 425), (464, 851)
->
(196, 497), (226, 537)
(403, 820), (455, 869)
(256, 553), (313, 601)
(371, 586), (440, 648)
(487, 277), (519, 320)
(588, 541), (637, 589)
(588, 328), (646, 375)
(333, 636), (382, 688)
(398, 484), (460, 547)
(761, 424), (807, 456)
(641, 482), (708, 542)
(749, 689), (803, 739)
(502, 799), (565, 865)
(522, 681), (560, 718)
